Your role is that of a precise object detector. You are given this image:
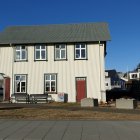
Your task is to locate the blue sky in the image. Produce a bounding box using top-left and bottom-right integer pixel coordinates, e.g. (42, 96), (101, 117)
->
(0, 0), (140, 72)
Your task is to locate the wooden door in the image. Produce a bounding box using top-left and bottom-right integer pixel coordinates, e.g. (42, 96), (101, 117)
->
(76, 77), (86, 102)
(4, 77), (10, 101)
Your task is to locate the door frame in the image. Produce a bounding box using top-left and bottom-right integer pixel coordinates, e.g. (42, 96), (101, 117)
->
(75, 77), (87, 102)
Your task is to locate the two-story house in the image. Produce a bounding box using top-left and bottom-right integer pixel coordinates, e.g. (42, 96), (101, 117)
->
(0, 22), (111, 102)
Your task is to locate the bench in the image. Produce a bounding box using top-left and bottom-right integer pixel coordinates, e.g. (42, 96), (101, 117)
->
(10, 93), (53, 104)
(29, 94), (48, 103)
(10, 93), (29, 103)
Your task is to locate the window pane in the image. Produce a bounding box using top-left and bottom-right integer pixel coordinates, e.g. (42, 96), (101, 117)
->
(16, 46), (20, 50)
(35, 46), (40, 49)
(76, 50), (80, 58)
(46, 75), (50, 80)
(51, 81), (55, 91)
(76, 44), (80, 48)
(60, 44), (65, 49)
(21, 46), (25, 50)
(51, 75), (55, 80)
(46, 82), (50, 92)
(41, 51), (46, 59)
(21, 87), (25, 92)
(46, 81), (50, 87)
(16, 76), (20, 81)
(56, 50), (60, 59)
(22, 51), (26, 59)
(56, 45), (60, 49)
(21, 82), (25, 87)
(81, 44), (85, 48)
(51, 87), (55, 91)
(51, 81), (55, 87)
(36, 51), (40, 59)
(20, 76), (25, 81)
(21, 82), (25, 92)
(81, 49), (86, 58)
(41, 46), (45, 49)
(61, 50), (65, 58)
(16, 51), (20, 60)
(46, 87), (50, 92)
(16, 82), (20, 92)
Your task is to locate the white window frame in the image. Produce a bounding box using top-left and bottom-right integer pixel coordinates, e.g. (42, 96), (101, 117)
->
(35, 45), (47, 60)
(75, 43), (87, 59)
(14, 75), (27, 93)
(15, 46), (27, 61)
(55, 44), (67, 60)
(44, 74), (57, 93)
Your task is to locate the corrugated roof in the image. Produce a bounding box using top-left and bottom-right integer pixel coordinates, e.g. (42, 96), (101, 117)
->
(0, 22), (111, 44)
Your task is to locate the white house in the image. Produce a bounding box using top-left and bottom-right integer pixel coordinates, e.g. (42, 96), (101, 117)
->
(0, 22), (111, 102)
(105, 72), (111, 90)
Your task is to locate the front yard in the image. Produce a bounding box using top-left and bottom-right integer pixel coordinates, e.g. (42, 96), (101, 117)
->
(0, 102), (140, 120)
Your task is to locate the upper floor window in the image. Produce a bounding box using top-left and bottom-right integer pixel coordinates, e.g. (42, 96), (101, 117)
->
(14, 74), (27, 93)
(35, 45), (47, 61)
(130, 73), (139, 79)
(15, 46), (27, 61)
(55, 44), (67, 60)
(75, 43), (87, 60)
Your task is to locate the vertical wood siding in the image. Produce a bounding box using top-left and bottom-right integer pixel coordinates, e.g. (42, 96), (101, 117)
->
(0, 43), (105, 102)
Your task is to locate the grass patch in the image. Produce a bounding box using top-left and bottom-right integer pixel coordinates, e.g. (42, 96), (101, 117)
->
(0, 103), (140, 120)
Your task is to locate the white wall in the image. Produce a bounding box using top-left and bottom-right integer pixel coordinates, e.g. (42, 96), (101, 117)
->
(0, 43), (106, 102)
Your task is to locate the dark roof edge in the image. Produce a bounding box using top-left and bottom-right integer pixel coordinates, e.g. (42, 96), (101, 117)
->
(0, 40), (110, 46)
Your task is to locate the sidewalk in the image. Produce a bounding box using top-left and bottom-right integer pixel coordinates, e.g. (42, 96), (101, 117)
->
(0, 120), (140, 140)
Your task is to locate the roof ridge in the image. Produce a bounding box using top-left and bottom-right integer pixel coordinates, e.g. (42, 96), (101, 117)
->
(4, 22), (108, 29)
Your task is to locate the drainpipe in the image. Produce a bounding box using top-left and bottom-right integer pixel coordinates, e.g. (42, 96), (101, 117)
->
(99, 41), (106, 102)
(10, 43), (14, 96)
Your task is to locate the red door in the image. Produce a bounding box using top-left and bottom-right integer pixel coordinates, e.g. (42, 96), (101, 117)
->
(4, 78), (10, 101)
(76, 77), (86, 102)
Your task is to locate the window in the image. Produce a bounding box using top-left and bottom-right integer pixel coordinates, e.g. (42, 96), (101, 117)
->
(55, 44), (67, 60)
(106, 83), (108, 86)
(15, 46), (27, 61)
(132, 74), (137, 79)
(44, 74), (57, 93)
(35, 45), (47, 60)
(75, 43), (87, 59)
(14, 75), (27, 93)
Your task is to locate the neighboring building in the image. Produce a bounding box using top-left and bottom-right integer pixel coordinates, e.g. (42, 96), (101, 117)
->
(105, 70), (125, 90)
(129, 72), (140, 80)
(0, 22), (111, 102)
(123, 68), (140, 81)
(105, 72), (111, 90)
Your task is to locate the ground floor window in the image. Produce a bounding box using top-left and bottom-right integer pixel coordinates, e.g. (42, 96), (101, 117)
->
(44, 74), (57, 93)
(14, 75), (27, 93)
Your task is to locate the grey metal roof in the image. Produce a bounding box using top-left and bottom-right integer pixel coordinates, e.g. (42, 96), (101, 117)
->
(0, 22), (111, 44)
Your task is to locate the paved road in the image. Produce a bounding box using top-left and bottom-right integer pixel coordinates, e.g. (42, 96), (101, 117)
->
(0, 120), (140, 140)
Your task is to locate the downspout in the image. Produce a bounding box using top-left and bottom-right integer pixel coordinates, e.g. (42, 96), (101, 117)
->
(99, 41), (102, 102)
(10, 43), (14, 96)
(99, 41), (106, 102)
